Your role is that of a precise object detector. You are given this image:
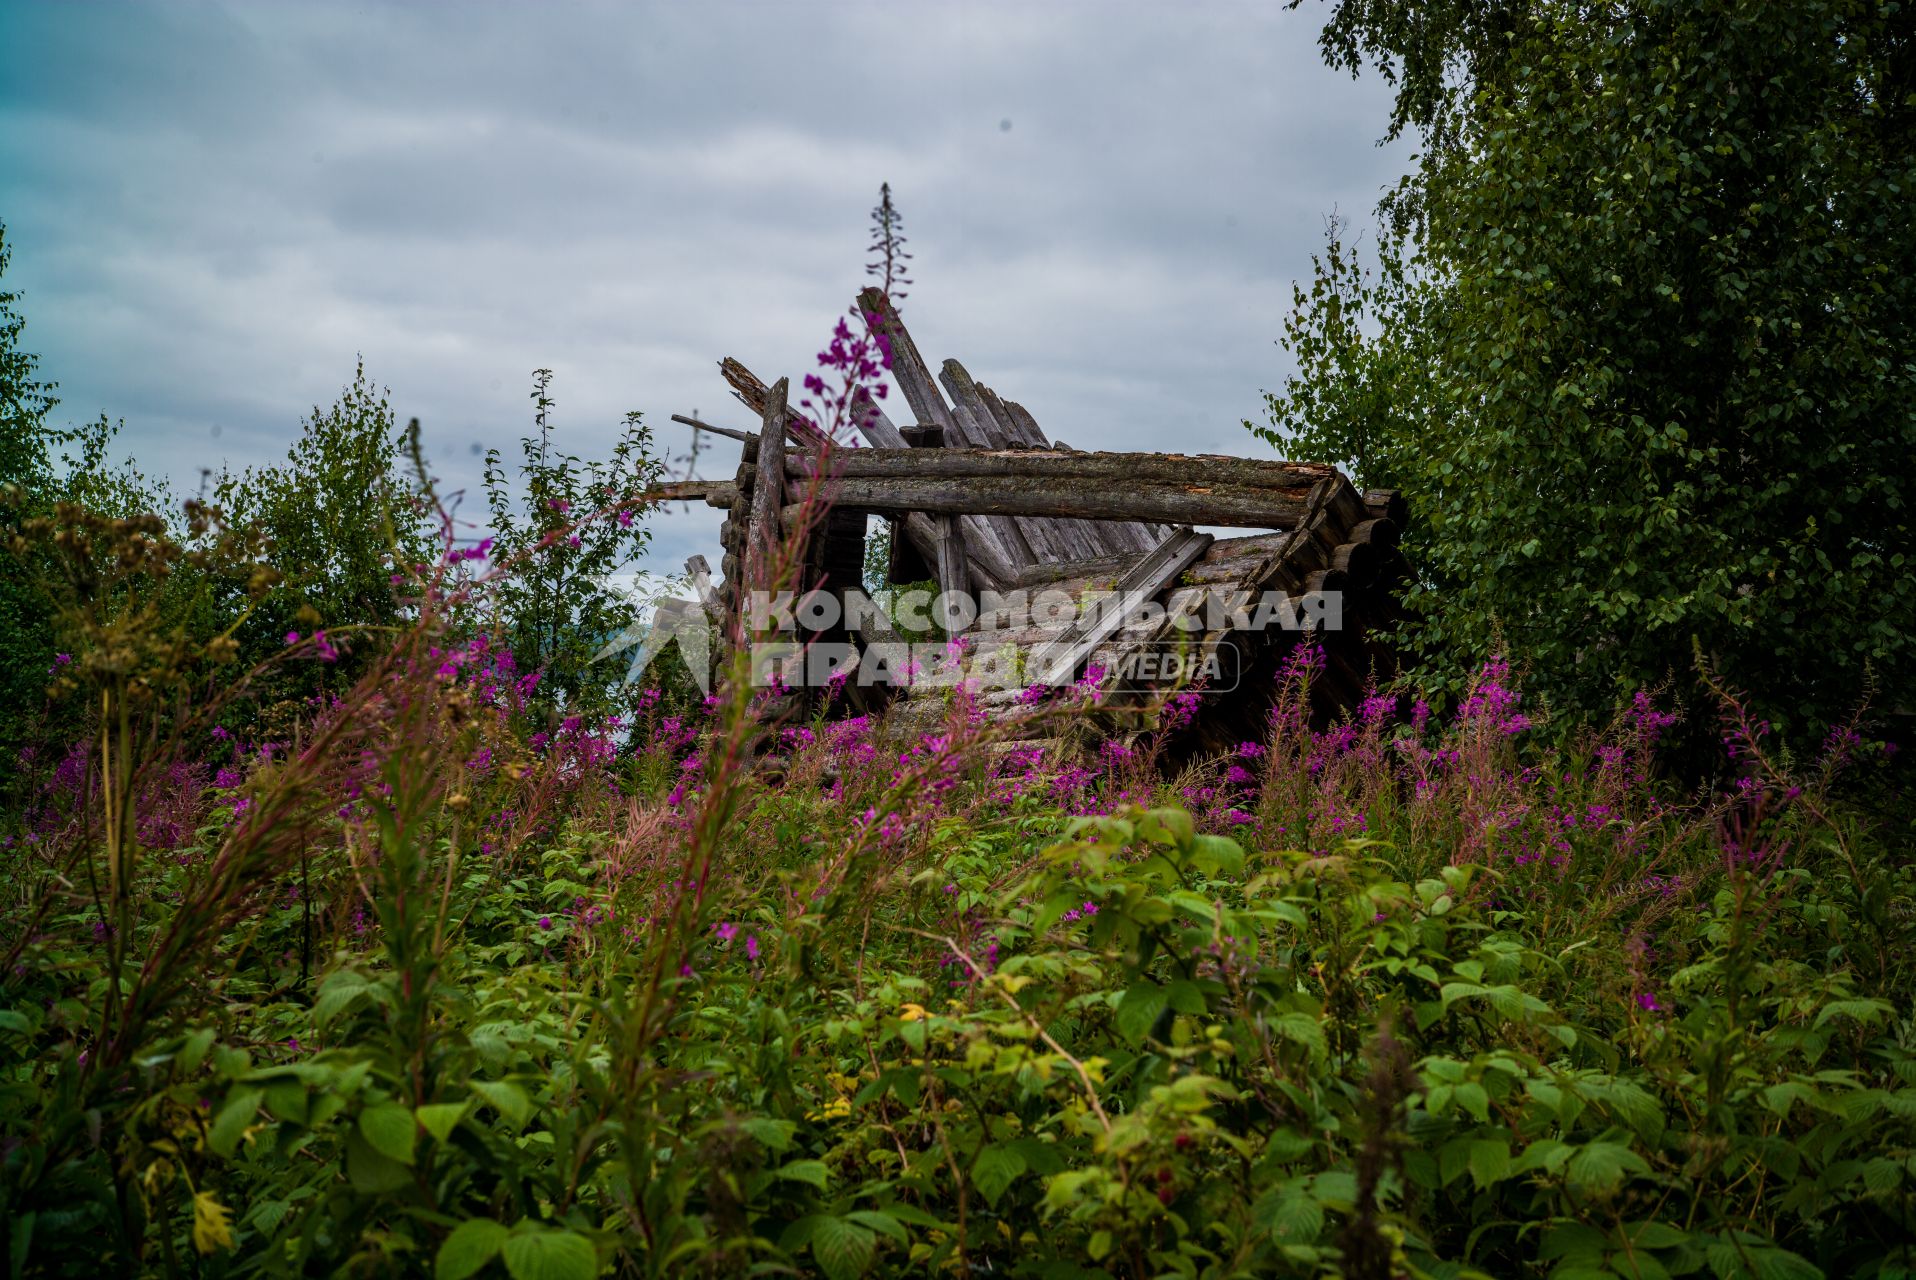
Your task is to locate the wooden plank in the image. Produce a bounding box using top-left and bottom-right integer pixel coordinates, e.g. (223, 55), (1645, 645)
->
(974, 374), (1129, 560)
(1031, 528), (1215, 685)
(746, 377), (790, 597)
(1016, 406), (1160, 554)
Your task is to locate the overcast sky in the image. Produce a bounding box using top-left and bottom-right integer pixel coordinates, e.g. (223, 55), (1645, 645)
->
(0, 0), (1408, 576)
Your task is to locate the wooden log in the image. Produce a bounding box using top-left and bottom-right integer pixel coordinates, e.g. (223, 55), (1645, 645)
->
(1013, 552), (1140, 589)
(856, 287), (960, 438)
(1347, 517), (1400, 551)
(787, 447), (1336, 491)
(1364, 488), (1408, 527)
(747, 377), (790, 596)
(685, 554), (723, 620)
(987, 386), (1156, 556)
(646, 480), (736, 506)
(775, 474), (1320, 528)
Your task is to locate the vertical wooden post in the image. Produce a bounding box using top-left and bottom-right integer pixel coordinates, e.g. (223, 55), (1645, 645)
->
(746, 377), (790, 606)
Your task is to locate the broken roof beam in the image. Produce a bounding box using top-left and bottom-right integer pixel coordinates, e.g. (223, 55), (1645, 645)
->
(771, 474), (1326, 529)
(787, 447), (1339, 490)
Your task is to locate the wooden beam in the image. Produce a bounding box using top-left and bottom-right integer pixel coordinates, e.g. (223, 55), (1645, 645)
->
(1032, 528), (1215, 685)
(771, 477), (1310, 527)
(746, 377), (790, 596)
(932, 515), (971, 631)
(856, 287), (959, 438)
(646, 480), (735, 505)
(787, 447), (1338, 490)
(670, 414), (754, 444)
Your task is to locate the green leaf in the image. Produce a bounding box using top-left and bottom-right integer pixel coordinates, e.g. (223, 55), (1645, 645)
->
(471, 1079), (531, 1129)
(359, 1103), (418, 1165)
(843, 1211), (909, 1244)
(437, 1220), (509, 1280)
(1565, 1141), (1648, 1197)
(178, 1027), (216, 1073)
(417, 1102), (468, 1144)
(1266, 1194), (1323, 1242)
(1190, 834), (1245, 877)
(1139, 807), (1194, 848)
(1748, 1248), (1824, 1280)
(209, 1087), (262, 1158)
(811, 1216), (875, 1280)
(501, 1230), (597, 1280)
(1115, 980), (1169, 1046)
(1468, 1138), (1511, 1190)
(345, 1128), (412, 1194)
(741, 1116), (796, 1151)
(777, 1159), (831, 1190)
(972, 1145), (1028, 1208)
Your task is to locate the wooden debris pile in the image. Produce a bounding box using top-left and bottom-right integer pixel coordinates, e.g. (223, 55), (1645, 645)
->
(654, 289), (1412, 750)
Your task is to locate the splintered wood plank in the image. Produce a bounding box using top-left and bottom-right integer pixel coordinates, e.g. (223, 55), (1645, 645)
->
(1031, 527), (1214, 685)
(856, 287), (959, 438)
(746, 377), (791, 596)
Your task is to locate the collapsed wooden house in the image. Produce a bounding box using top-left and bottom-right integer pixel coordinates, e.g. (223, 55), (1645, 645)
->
(654, 288), (1410, 752)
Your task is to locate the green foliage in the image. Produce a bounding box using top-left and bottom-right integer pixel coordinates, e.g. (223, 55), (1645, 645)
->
(482, 369), (663, 717)
(1268, 1), (1916, 739)
(215, 360), (435, 681)
(4, 623), (1909, 1277)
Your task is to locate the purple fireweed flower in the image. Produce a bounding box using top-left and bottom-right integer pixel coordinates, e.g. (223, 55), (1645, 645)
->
(745, 933), (760, 961)
(538, 916), (552, 930)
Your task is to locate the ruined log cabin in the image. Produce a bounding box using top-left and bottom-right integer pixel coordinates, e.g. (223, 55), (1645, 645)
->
(652, 288), (1410, 754)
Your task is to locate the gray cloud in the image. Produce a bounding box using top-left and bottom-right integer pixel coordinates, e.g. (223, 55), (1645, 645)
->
(0, 0), (1408, 573)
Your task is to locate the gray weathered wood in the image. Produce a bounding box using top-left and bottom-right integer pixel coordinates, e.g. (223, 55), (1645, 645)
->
(670, 414), (754, 444)
(787, 447), (1336, 491)
(931, 515), (971, 631)
(772, 474), (1318, 528)
(647, 480), (735, 506)
(1032, 528), (1215, 685)
(719, 352), (1021, 590)
(685, 554), (724, 620)
(746, 377), (790, 596)
(938, 359), (1089, 562)
(856, 287), (959, 438)
(1013, 552), (1141, 588)
(853, 293), (1048, 580)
